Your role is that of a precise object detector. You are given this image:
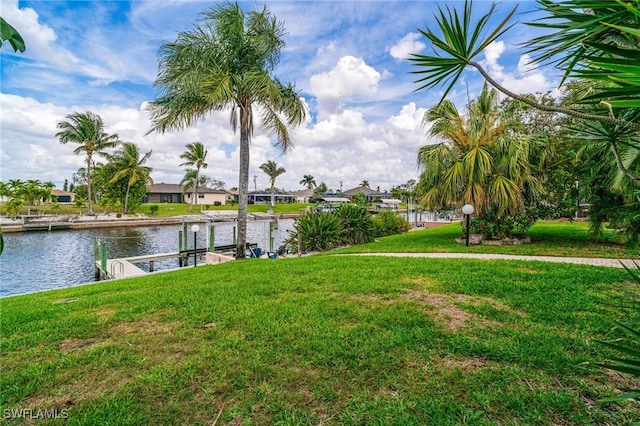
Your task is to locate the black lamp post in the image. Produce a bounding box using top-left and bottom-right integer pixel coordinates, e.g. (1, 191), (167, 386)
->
(462, 204), (474, 247)
(191, 224), (200, 266)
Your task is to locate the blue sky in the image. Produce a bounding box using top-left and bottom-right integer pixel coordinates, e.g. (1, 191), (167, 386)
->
(1, 0), (557, 192)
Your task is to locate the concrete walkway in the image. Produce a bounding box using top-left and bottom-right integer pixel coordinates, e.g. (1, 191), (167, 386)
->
(340, 252), (639, 269)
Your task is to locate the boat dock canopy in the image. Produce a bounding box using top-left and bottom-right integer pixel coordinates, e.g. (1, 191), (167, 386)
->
(317, 197), (351, 203)
(200, 211), (276, 222)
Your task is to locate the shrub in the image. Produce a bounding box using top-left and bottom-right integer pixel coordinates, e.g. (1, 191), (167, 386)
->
(469, 209), (539, 239)
(334, 203), (375, 245)
(213, 201), (222, 207)
(284, 211), (341, 253)
(149, 205), (159, 215)
(372, 211), (411, 237)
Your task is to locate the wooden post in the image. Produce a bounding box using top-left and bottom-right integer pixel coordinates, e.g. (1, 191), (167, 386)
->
(178, 230), (183, 252)
(232, 226), (236, 245)
(269, 221), (274, 252)
(100, 242), (107, 279)
(93, 238), (99, 279)
(149, 261), (154, 272)
(182, 222), (188, 251)
(209, 225), (215, 252)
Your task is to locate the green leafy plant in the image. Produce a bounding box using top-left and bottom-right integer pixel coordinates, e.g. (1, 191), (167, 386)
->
(597, 261), (640, 403)
(284, 211), (341, 253)
(372, 211), (411, 237)
(334, 203), (375, 245)
(149, 205), (159, 215)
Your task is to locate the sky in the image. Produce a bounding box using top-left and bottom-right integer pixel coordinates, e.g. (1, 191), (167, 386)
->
(0, 0), (560, 193)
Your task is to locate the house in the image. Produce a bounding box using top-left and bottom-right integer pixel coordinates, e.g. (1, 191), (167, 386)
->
(248, 191), (294, 204)
(50, 189), (75, 203)
(145, 184), (185, 204)
(342, 186), (381, 202)
(146, 184), (228, 205)
(289, 188), (315, 203)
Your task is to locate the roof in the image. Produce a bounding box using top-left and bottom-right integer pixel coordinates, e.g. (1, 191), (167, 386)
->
(377, 199), (403, 204)
(289, 188), (315, 197)
(318, 197), (351, 203)
(148, 183), (226, 194)
(342, 186), (379, 196)
(51, 189), (74, 196)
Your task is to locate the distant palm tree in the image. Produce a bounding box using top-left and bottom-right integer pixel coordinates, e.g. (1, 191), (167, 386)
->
(180, 169), (208, 202)
(315, 182), (328, 196)
(147, 2), (306, 259)
(56, 111), (119, 215)
(300, 175), (316, 189)
(179, 142), (208, 211)
(360, 180), (370, 188)
(260, 160), (286, 210)
(109, 142), (153, 213)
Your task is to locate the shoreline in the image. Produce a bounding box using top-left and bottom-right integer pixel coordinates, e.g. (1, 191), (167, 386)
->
(1, 212), (304, 233)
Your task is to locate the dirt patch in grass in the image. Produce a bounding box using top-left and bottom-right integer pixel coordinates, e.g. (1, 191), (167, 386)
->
(399, 289), (507, 331)
(347, 288), (517, 331)
(439, 355), (491, 371)
(21, 369), (132, 416)
(58, 338), (105, 351)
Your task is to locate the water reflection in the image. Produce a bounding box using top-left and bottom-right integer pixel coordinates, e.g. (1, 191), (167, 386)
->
(0, 220), (294, 297)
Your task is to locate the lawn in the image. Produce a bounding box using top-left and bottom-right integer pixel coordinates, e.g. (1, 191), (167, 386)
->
(1, 239), (639, 424)
(334, 221), (640, 259)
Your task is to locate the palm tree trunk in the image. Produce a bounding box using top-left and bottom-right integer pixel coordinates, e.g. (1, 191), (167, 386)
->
(236, 112), (250, 260)
(270, 184), (275, 210)
(86, 156), (93, 215)
(124, 184), (131, 214)
(190, 168), (199, 212)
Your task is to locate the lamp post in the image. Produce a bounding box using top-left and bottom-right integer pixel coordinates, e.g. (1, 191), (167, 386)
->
(191, 224), (200, 267)
(462, 204), (474, 247)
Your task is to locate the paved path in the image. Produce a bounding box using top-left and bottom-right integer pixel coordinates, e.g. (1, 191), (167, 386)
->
(340, 252), (639, 269)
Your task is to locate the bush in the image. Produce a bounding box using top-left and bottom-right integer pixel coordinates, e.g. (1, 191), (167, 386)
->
(469, 209), (539, 239)
(372, 211), (411, 237)
(334, 203), (375, 245)
(284, 211), (341, 253)
(213, 201), (222, 207)
(149, 205), (159, 215)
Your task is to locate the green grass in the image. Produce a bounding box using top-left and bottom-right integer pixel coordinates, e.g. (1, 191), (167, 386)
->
(333, 221), (639, 258)
(2, 250), (639, 424)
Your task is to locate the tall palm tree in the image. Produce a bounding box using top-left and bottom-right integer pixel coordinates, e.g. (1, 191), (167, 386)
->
(300, 175), (316, 189)
(147, 2), (306, 259)
(417, 83), (542, 222)
(360, 180), (370, 188)
(109, 142), (153, 214)
(259, 160), (286, 210)
(179, 142), (208, 211)
(56, 111), (119, 215)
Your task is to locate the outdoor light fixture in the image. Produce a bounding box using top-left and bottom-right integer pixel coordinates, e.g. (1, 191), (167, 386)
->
(462, 204), (474, 247)
(191, 224), (200, 266)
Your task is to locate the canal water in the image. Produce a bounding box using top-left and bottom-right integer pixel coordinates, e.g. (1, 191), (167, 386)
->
(0, 220), (294, 297)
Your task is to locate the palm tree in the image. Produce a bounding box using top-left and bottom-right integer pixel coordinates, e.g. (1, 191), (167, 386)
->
(179, 142), (208, 211)
(147, 2), (306, 259)
(417, 83), (543, 230)
(360, 180), (370, 188)
(300, 175), (316, 189)
(56, 111), (119, 215)
(409, 0), (639, 131)
(180, 169), (208, 199)
(109, 142), (153, 213)
(259, 160), (286, 210)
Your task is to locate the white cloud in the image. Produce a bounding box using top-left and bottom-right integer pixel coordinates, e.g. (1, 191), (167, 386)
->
(481, 41), (557, 95)
(389, 32), (425, 60)
(309, 56), (382, 117)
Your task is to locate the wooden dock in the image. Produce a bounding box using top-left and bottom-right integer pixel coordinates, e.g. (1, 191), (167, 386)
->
(95, 243), (258, 280)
